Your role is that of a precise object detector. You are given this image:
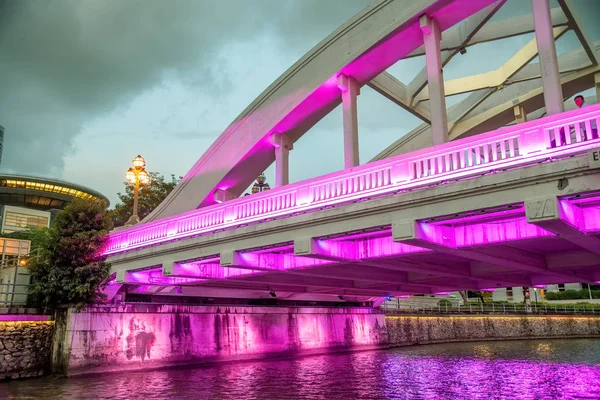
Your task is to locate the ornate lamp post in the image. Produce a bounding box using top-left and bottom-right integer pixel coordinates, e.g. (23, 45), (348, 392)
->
(251, 173), (270, 194)
(125, 155), (151, 226)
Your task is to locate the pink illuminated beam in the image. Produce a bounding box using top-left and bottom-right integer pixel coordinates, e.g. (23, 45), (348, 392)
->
(294, 236), (428, 262)
(526, 198), (600, 255)
(392, 219), (596, 283)
(165, 262), (260, 280)
(116, 268), (206, 286)
(220, 250), (337, 271)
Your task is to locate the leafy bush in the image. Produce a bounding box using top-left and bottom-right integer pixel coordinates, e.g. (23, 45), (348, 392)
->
(27, 199), (113, 313)
(545, 289), (600, 301)
(438, 299), (453, 309)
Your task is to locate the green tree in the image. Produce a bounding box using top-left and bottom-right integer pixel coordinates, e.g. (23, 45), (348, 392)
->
(27, 198), (113, 313)
(110, 172), (181, 227)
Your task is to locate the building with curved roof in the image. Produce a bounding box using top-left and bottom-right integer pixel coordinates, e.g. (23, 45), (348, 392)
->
(0, 174), (109, 234)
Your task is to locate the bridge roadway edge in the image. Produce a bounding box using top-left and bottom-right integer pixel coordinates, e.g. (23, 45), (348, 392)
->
(49, 304), (600, 377)
(108, 154), (599, 273)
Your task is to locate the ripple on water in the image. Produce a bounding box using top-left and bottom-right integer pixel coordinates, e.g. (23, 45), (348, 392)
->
(1, 339), (599, 400)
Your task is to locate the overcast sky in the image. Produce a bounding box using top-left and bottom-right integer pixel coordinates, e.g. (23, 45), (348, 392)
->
(0, 0), (598, 206)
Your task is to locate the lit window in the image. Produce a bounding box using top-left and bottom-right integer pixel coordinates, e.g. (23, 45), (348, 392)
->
(4, 211), (49, 231)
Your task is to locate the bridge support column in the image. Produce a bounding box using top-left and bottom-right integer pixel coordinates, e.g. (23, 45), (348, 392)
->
(337, 74), (360, 169)
(420, 14), (448, 145)
(213, 188), (236, 203)
(532, 0), (564, 115)
(270, 133), (293, 187)
(595, 72), (600, 103)
(514, 105), (527, 124)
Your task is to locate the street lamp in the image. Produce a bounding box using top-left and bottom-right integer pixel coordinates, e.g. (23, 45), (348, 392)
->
(251, 173), (270, 194)
(125, 155), (151, 226)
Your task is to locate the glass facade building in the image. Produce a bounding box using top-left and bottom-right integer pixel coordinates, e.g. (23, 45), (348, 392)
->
(0, 174), (109, 234)
(0, 206), (50, 234)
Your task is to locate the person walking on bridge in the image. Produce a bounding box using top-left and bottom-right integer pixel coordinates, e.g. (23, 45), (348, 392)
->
(574, 94), (597, 140)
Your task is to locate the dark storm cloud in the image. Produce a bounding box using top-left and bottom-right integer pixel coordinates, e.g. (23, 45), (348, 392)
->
(0, 0), (371, 176)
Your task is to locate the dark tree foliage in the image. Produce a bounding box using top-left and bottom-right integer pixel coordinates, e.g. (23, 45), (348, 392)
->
(110, 172), (181, 227)
(27, 199), (113, 313)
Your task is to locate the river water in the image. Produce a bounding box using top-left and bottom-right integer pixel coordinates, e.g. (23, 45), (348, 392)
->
(1, 339), (599, 399)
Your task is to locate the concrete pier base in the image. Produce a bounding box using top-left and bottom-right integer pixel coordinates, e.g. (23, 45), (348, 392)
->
(50, 305), (600, 377)
(52, 305), (388, 376)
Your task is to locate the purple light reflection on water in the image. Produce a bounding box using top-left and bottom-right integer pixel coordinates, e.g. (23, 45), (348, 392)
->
(1, 339), (599, 399)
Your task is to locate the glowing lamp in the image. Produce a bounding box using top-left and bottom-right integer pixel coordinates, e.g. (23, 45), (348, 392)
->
(138, 170), (151, 185)
(124, 154), (150, 226)
(125, 168), (136, 184)
(132, 155), (146, 169)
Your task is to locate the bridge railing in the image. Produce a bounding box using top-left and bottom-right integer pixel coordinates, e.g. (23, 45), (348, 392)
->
(381, 301), (600, 316)
(105, 105), (600, 255)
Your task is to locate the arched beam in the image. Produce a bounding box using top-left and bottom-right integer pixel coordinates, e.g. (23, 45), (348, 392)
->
(145, 0), (499, 222)
(371, 43), (600, 161)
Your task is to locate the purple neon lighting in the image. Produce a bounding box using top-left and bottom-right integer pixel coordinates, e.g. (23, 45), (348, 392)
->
(580, 205), (600, 233)
(128, 270), (206, 285)
(454, 216), (555, 247)
(104, 105), (600, 256)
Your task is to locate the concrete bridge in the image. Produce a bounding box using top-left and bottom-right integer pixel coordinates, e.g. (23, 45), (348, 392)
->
(103, 0), (600, 304)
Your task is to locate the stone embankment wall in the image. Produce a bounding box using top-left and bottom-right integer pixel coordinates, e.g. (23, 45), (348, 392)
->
(0, 320), (54, 380)
(53, 305), (388, 376)
(51, 307), (600, 377)
(386, 315), (600, 346)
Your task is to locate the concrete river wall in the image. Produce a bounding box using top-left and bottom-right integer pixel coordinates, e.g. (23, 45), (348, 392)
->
(39, 306), (600, 377)
(386, 315), (600, 346)
(52, 305), (389, 376)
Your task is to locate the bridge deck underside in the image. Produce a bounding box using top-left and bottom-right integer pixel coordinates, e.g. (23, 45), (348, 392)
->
(115, 188), (600, 302)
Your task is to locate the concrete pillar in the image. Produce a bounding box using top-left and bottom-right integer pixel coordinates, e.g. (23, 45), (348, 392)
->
(270, 133), (293, 187)
(213, 189), (236, 203)
(337, 74), (360, 169)
(532, 0), (564, 115)
(514, 105), (527, 124)
(420, 14), (448, 145)
(595, 72), (600, 103)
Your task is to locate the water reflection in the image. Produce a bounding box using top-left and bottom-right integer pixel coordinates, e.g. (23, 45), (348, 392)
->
(1, 339), (599, 399)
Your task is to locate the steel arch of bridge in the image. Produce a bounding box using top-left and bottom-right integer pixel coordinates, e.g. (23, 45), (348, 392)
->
(146, 0), (502, 222)
(147, 0), (599, 223)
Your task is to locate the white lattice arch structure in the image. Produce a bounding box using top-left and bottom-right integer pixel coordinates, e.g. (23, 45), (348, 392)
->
(146, 0), (598, 225)
(146, 0), (503, 222)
